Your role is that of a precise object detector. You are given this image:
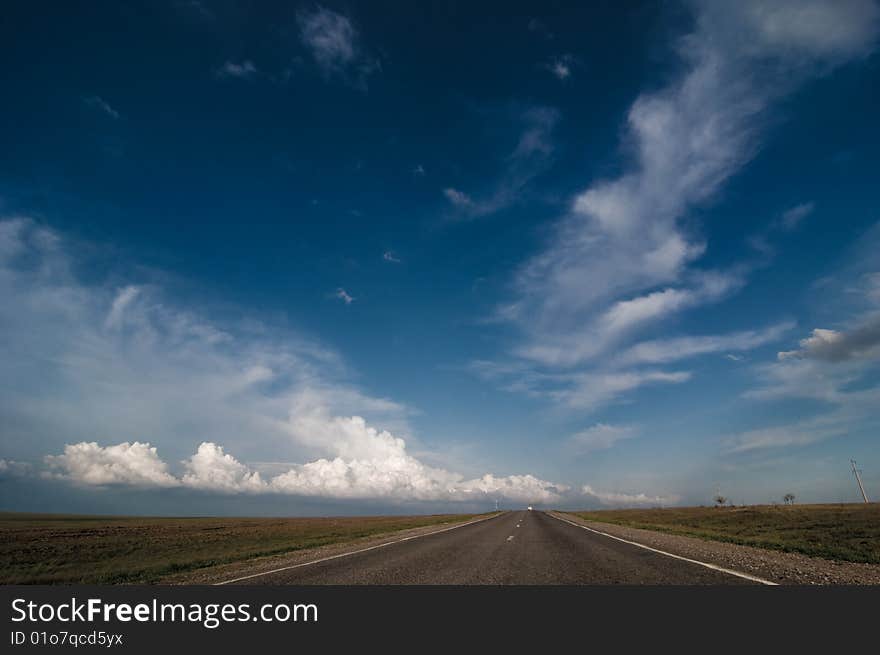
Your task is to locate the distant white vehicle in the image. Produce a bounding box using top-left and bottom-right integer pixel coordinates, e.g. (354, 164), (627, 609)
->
(527, 506), (533, 511)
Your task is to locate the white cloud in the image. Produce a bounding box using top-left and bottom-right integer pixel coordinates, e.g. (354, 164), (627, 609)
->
(382, 251), (400, 263)
(721, 388), (880, 453)
(516, 273), (743, 367)
(47, 415), (567, 502)
(2, 216), (568, 505)
(297, 6), (378, 87)
(444, 107), (559, 220)
(550, 61), (570, 80)
(551, 370), (691, 412)
(413, 164), (425, 176)
(334, 287), (354, 304)
(82, 95), (120, 120)
(620, 321), (793, 365)
(45, 442), (178, 487)
(724, 423), (836, 454)
(777, 317), (880, 362)
(777, 202), (815, 230)
(723, 0), (879, 61)
(602, 288), (697, 334)
(268, 410), (465, 500)
(0, 459), (31, 476)
(443, 188), (472, 208)
(181, 442), (264, 492)
(469, 359), (692, 413)
(746, 356), (854, 403)
(569, 423), (636, 453)
(527, 18), (554, 40)
(485, 0), (879, 410)
(866, 272), (880, 304)
(215, 60), (258, 79)
(581, 484), (679, 507)
(736, 273), (880, 454)
(271, 399), (565, 502)
(104, 285), (140, 330)
(546, 55), (574, 80)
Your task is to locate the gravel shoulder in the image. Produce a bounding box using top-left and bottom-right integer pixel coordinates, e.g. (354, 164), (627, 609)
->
(160, 514), (498, 585)
(553, 511), (880, 585)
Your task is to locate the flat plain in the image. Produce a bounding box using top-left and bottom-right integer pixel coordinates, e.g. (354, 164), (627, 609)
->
(570, 503), (880, 564)
(0, 512), (480, 584)
(4, 504), (877, 585)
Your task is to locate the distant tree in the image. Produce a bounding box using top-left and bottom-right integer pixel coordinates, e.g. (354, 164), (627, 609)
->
(714, 495), (727, 507)
(783, 493), (796, 505)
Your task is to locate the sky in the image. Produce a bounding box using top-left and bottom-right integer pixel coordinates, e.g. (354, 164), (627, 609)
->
(1, 1), (879, 516)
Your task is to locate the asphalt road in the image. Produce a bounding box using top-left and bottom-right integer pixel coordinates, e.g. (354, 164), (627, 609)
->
(229, 511), (757, 584)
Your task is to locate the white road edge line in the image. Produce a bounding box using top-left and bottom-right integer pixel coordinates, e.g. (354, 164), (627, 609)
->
(549, 512), (778, 586)
(214, 512), (504, 585)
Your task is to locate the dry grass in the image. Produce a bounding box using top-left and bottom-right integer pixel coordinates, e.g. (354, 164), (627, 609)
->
(0, 512), (483, 584)
(570, 503), (880, 564)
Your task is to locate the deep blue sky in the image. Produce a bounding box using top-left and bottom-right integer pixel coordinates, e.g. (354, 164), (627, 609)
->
(1, 1), (879, 515)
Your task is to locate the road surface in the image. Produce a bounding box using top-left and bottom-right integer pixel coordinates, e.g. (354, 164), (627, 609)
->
(226, 511), (759, 584)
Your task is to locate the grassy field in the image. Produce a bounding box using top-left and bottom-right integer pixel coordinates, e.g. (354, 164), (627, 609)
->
(569, 503), (880, 564)
(0, 512), (483, 584)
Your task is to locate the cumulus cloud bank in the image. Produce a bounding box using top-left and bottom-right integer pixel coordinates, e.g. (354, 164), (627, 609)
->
(46, 421), (567, 503)
(45, 442), (178, 487)
(43, 391), (571, 502)
(1, 216), (578, 505)
(47, 428), (682, 507)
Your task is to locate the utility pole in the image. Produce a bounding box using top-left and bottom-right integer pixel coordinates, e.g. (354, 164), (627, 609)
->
(851, 460), (869, 503)
(494, 498), (499, 512)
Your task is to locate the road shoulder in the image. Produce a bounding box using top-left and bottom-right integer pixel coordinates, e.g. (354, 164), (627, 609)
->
(552, 511), (880, 585)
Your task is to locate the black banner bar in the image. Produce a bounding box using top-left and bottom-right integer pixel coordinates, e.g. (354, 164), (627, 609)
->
(2, 585), (877, 652)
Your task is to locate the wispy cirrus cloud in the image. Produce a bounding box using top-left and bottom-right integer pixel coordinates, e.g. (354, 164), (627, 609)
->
(619, 321), (794, 366)
(82, 95), (120, 120)
(443, 107), (559, 220)
(442, 188), (473, 209)
(729, 225), (880, 453)
(552, 370), (691, 412)
(476, 0), (879, 413)
(569, 423), (636, 454)
(777, 202), (815, 230)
